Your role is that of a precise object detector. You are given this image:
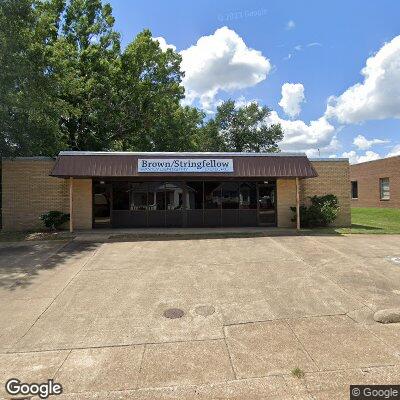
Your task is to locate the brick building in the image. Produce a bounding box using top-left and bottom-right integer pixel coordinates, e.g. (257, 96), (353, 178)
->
(350, 155), (400, 208)
(1, 152), (351, 231)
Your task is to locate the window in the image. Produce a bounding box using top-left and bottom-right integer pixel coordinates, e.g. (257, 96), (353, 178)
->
(186, 182), (203, 209)
(204, 182), (222, 209)
(351, 181), (358, 199)
(221, 182), (239, 209)
(239, 182), (257, 209)
(380, 178), (390, 200)
(113, 182), (130, 210)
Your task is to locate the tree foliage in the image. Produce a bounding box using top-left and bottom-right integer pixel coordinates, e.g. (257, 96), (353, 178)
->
(198, 100), (283, 152)
(0, 0), (282, 157)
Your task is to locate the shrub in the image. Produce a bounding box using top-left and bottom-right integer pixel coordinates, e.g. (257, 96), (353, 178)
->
(291, 194), (339, 228)
(40, 211), (70, 230)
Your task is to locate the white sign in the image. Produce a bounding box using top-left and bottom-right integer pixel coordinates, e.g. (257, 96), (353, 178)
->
(138, 158), (234, 173)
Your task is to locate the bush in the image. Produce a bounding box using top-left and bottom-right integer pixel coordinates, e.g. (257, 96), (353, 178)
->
(40, 211), (70, 230)
(291, 194), (339, 228)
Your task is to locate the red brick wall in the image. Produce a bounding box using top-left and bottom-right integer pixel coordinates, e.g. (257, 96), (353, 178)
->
(350, 156), (400, 208)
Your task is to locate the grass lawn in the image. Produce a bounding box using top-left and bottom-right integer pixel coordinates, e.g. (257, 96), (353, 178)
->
(318, 207), (400, 234)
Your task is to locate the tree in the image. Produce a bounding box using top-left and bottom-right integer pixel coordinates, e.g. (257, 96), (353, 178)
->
(0, 0), (65, 157)
(199, 100), (283, 152)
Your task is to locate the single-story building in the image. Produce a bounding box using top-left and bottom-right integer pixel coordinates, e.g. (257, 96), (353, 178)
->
(1, 152), (351, 231)
(350, 155), (400, 208)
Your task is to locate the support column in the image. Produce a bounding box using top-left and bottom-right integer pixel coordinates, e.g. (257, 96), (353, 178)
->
(69, 177), (74, 233)
(296, 177), (300, 230)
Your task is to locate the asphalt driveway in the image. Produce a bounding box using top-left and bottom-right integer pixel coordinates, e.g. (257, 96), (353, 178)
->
(1, 234), (400, 399)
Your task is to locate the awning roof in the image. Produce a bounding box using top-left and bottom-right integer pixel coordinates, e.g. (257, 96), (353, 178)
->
(50, 151), (318, 179)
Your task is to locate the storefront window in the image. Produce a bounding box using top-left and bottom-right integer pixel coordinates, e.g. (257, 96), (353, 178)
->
(221, 182), (239, 209)
(239, 182), (257, 209)
(148, 182), (166, 210)
(204, 182), (222, 209)
(165, 182), (184, 210)
(113, 182), (130, 210)
(130, 182), (147, 211)
(186, 182), (203, 209)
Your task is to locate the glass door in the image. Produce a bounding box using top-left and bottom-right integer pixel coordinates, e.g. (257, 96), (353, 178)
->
(258, 182), (276, 226)
(93, 181), (112, 228)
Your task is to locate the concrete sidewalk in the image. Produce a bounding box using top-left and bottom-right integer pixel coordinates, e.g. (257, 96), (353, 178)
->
(1, 234), (400, 399)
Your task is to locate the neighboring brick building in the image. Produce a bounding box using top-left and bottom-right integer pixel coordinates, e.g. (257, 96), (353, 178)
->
(350, 155), (400, 208)
(1, 152), (351, 231)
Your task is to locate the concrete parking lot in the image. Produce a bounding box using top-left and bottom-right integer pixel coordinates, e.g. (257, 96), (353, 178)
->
(1, 233), (400, 399)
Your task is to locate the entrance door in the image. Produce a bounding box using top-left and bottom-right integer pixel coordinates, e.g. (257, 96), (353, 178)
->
(258, 183), (276, 225)
(93, 182), (112, 228)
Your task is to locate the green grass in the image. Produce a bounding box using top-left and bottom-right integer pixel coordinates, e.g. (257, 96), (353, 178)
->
(314, 208), (400, 235)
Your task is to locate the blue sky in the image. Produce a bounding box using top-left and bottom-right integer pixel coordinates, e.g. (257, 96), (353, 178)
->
(108, 0), (400, 162)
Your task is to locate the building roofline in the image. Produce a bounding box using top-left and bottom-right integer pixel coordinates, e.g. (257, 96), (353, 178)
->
(350, 154), (400, 166)
(309, 158), (349, 162)
(58, 151), (308, 157)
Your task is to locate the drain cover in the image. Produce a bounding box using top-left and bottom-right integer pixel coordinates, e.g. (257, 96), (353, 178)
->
(195, 305), (215, 317)
(163, 308), (185, 319)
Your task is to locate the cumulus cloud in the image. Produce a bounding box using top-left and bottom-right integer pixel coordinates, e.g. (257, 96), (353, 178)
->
(342, 150), (381, 164)
(386, 144), (400, 157)
(153, 36), (176, 52)
(180, 27), (271, 109)
(266, 111), (336, 153)
(325, 35), (400, 123)
(278, 83), (305, 118)
(353, 134), (389, 150)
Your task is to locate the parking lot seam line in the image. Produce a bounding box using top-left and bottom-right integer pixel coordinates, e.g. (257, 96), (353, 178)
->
(12, 243), (103, 347)
(222, 312), (348, 327)
(283, 318), (321, 371)
(52, 349), (72, 381)
(222, 326), (237, 380)
(5, 336), (228, 355)
(136, 344), (147, 389)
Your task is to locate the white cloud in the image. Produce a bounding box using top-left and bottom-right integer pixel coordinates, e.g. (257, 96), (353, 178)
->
(326, 35), (400, 123)
(266, 111), (336, 153)
(342, 150), (381, 164)
(286, 20), (295, 30)
(278, 83), (305, 118)
(180, 27), (271, 109)
(387, 144), (400, 157)
(153, 36), (176, 52)
(353, 134), (390, 150)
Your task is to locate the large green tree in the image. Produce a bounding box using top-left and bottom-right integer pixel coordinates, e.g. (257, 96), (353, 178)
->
(197, 100), (283, 152)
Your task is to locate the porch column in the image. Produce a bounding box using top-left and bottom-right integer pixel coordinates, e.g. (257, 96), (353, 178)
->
(296, 177), (300, 230)
(69, 177), (74, 233)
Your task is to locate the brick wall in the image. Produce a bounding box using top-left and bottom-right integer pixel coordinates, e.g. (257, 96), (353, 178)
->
(2, 159), (92, 231)
(276, 178), (297, 227)
(350, 156), (400, 208)
(301, 160), (351, 227)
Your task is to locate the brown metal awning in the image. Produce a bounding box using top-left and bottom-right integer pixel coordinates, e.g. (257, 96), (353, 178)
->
(50, 151), (318, 179)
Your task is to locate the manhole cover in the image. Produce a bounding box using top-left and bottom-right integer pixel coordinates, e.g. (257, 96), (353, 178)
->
(195, 305), (215, 317)
(163, 308), (185, 319)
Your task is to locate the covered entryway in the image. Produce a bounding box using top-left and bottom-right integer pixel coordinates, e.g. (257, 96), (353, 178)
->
(50, 151), (318, 231)
(93, 179), (277, 228)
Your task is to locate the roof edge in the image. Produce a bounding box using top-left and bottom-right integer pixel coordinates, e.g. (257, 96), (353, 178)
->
(58, 151), (308, 157)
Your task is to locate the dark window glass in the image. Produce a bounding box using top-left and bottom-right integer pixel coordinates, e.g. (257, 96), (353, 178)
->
(204, 182), (222, 209)
(221, 182), (239, 209)
(351, 181), (358, 199)
(186, 182), (203, 209)
(239, 182), (257, 209)
(165, 182), (184, 210)
(380, 178), (390, 200)
(113, 182), (130, 210)
(130, 182), (147, 211)
(148, 182), (166, 210)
